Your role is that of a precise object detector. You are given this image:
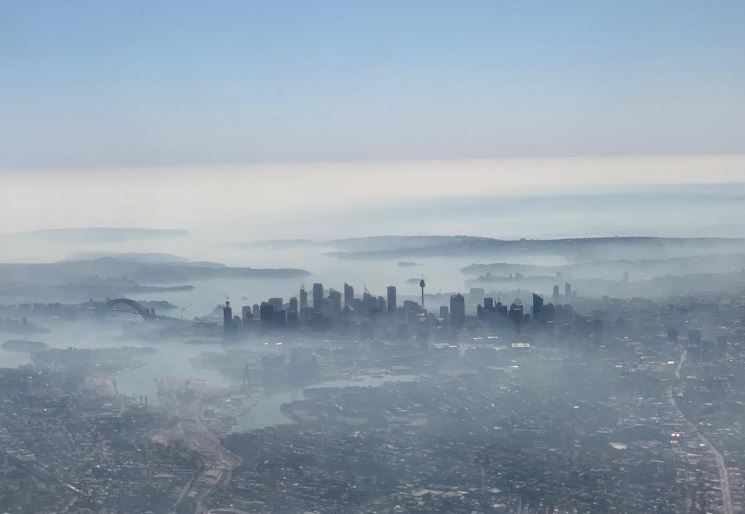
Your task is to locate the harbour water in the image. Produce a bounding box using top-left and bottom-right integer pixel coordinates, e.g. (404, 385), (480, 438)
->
(233, 374), (420, 432)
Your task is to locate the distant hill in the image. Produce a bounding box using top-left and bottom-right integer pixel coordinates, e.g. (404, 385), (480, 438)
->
(327, 235), (492, 252)
(323, 236), (745, 261)
(65, 252), (189, 263)
(0, 254), (310, 285)
(462, 253), (745, 279)
(1, 227), (189, 244)
(224, 239), (320, 250)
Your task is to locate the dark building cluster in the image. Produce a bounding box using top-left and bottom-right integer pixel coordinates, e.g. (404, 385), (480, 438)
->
(220, 280), (589, 349)
(223, 282), (410, 338)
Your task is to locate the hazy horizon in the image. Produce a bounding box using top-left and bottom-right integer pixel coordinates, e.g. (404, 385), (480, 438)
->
(1, 154), (744, 263)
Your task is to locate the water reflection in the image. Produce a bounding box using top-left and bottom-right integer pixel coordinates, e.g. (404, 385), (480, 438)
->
(0, 347), (31, 368)
(112, 340), (235, 403)
(234, 374), (420, 432)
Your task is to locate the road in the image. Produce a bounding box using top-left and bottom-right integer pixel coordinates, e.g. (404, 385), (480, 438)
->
(668, 349), (733, 514)
(156, 379), (243, 514)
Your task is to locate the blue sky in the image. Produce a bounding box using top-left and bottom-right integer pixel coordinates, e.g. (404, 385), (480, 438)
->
(2, 0), (745, 168)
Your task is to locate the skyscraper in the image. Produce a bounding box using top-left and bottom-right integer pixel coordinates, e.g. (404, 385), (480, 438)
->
(553, 284), (560, 303)
(344, 283), (354, 308)
(362, 291), (377, 312)
(241, 305), (253, 323)
(223, 299), (235, 339)
(377, 296), (387, 312)
(387, 285), (397, 311)
(299, 286), (308, 310)
(532, 293), (544, 322)
(312, 283), (323, 310)
(268, 297), (283, 312)
(259, 302), (274, 328)
(273, 309), (287, 328)
(328, 289), (342, 312)
(223, 299), (232, 326)
(509, 302), (524, 325)
(450, 293), (465, 328)
(420, 278), (426, 310)
(469, 287), (485, 306)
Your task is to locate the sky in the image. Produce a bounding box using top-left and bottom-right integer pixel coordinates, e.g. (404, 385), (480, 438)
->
(2, 0), (745, 168)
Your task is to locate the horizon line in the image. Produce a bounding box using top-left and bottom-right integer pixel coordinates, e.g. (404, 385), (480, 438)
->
(2, 152), (745, 174)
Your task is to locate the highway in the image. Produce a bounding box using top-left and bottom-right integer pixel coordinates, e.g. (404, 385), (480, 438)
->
(157, 379), (243, 514)
(668, 349), (733, 514)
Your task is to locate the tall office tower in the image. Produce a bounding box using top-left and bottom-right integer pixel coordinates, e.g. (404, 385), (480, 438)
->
(223, 299), (233, 326)
(344, 283), (354, 308)
(373, 296), (383, 312)
(223, 299), (234, 338)
(241, 305), (253, 323)
(287, 308), (299, 327)
(450, 293), (466, 327)
(328, 289), (342, 312)
(259, 302), (274, 328)
(289, 297), (298, 313)
(387, 285), (397, 311)
(565, 282), (572, 298)
(268, 297), (283, 312)
(483, 297), (494, 310)
(312, 283), (324, 310)
(508, 302), (524, 325)
(420, 278), (426, 310)
(496, 300), (508, 317)
(362, 292), (377, 312)
(469, 287), (485, 306)
(273, 309), (287, 328)
(532, 293), (544, 322)
(553, 284), (560, 303)
(299, 286), (308, 310)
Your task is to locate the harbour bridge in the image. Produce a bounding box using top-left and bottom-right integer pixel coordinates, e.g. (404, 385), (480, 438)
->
(102, 298), (156, 320)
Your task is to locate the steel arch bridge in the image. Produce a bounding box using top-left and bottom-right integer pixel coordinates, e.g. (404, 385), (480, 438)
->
(103, 298), (154, 320)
